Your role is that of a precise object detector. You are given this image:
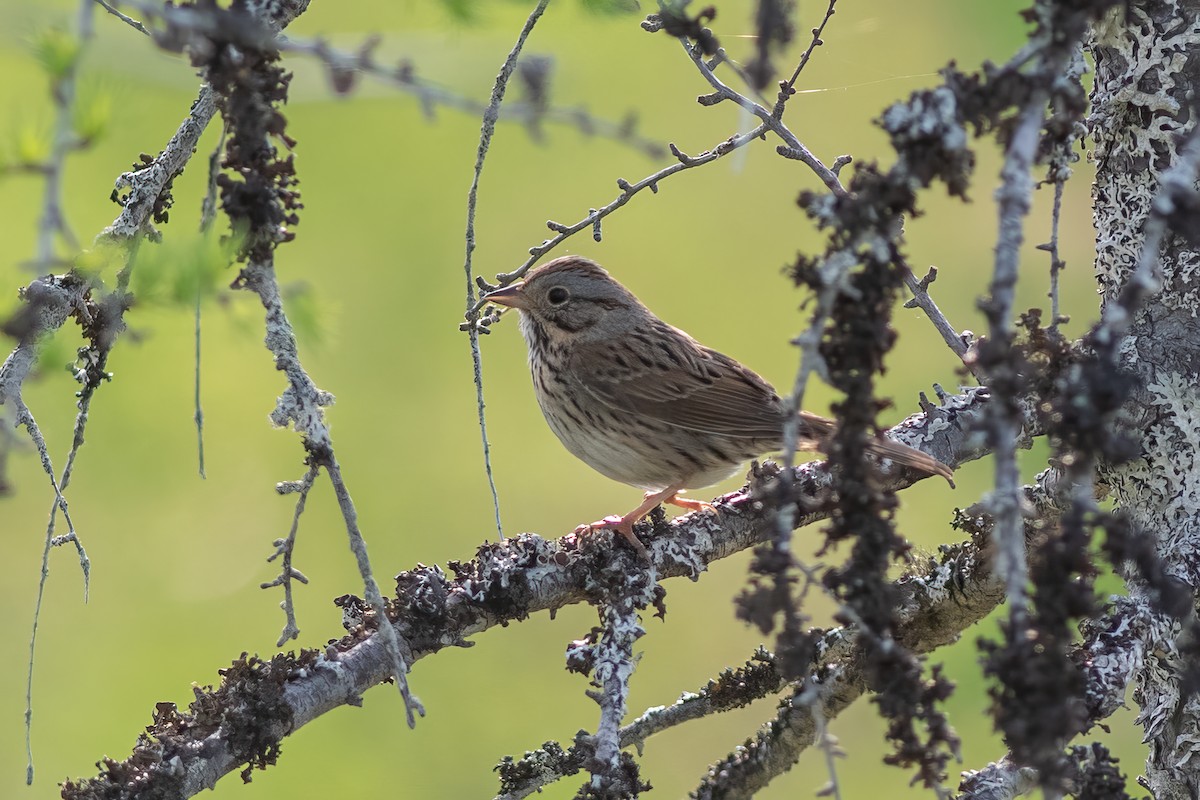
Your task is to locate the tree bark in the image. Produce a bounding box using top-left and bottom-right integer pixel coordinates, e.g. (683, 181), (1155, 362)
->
(1090, 2), (1200, 797)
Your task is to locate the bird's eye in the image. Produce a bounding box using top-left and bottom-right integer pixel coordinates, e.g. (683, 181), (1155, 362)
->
(547, 286), (570, 305)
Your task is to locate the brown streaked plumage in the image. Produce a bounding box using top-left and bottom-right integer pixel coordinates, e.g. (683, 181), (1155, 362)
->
(485, 256), (954, 559)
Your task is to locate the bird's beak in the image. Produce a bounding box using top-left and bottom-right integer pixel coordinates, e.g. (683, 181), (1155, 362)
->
(483, 282), (527, 310)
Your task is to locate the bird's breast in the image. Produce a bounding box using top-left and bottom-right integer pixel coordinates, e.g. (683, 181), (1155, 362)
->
(524, 343), (748, 492)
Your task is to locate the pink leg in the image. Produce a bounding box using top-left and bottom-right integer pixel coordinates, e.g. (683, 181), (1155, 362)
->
(661, 491), (714, 513)
(575, 484), (686, 560)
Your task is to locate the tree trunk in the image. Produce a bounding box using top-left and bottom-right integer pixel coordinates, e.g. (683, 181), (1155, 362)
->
(1090, 2), (1200, 796)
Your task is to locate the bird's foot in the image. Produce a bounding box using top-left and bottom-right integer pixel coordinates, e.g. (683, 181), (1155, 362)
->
(658, 491), (715, 514)
(573, 484), (695, 561)
(575, 514), (650, 561)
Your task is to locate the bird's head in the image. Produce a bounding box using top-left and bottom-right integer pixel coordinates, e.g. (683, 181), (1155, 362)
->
(483, 256), (645, 345)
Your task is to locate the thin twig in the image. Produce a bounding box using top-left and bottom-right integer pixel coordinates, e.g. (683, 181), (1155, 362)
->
(31, 0), (94, 271)
(263, 466), (318, 645)
(462, 0), (551, 540)
(276, 33), (664, 159)
(194, 123), (226, 480)
(902, 266), (975, 370)
(1040, 45), (1085, 333)
(193, 291), (205, 478)
(1046, 180), (1065, 328)
(102, 0), (661, 158)
(619, 650), (784, 749)
(471, 7), (847, 302)
(796, 675), (845, 800)
(327, 456), (422, 724)
(702, 48), (772, 107)
(679, 39), (845, 196)
(22, 2), (98, 785)
(236, 258), (424, 725)
(476, 8), (847, 301)
(22, 395), (90, 788)
(93, 0), (150, 35)
(467, 123), (768, 306)
(781, 0), (838, 93)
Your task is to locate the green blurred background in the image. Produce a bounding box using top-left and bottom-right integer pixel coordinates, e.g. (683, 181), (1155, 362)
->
(0, 1), (1142, 797)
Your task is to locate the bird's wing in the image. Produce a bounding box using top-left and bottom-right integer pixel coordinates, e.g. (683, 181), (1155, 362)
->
(568, 322), (788, 440)
(567, 326), (955, 482)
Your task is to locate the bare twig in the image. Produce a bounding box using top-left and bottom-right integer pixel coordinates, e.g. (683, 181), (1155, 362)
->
(903, 266), (975, 368)
(275, 33), (664, 158)
(20, 2), (100, 783)
(101, 0), (661, 158)
(462, 0), (551, 542)
(469, 6), (846, 306)
(30, 0), (94, 271)
(636, 12), (846, 193)
(1040, 46), (1086, 332)
(1045, 179), (1066, 328)
(621, 649), (785, 748)
(702, 48), (772, 106)
(796, 675), (845, 800)
(93, 0), (150, 36)
(679, 39), (845, 196)
(263, 466), (318, 645)
(780, 0), (838, 94)
(192, 291), (205, 477)
(194, 122), (226, 480)
(235, 258), (423, 725)
(22, 396), (89, 787)
(466, 123), (769, 307)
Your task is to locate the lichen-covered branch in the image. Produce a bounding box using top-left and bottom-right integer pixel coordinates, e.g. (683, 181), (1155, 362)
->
(976, 0), (1088, 624)
(1088, 2), (1200, 795)
(690, 466), (1065, 799)
(575, 582), (656, 797)
(63, 389), (1007, 799)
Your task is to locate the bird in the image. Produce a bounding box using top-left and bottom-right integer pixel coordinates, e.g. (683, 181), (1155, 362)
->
(483, 255), (954, 559)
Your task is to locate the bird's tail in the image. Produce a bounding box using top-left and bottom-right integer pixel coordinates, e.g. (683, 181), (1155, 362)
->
(797, 411), (955, 487)
(865, 436), (956, 488)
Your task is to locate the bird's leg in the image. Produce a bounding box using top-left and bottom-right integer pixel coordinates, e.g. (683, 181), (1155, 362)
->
(659, 490), (714, 514)
(575, 484), (686, 560)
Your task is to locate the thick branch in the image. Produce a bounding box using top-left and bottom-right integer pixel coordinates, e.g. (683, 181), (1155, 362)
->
(1089, 2), (1200, 796)
(63, 388), (1001, 799)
